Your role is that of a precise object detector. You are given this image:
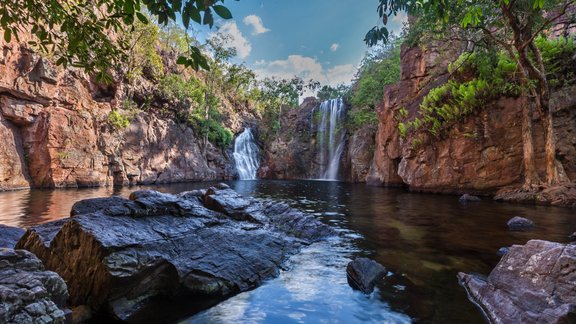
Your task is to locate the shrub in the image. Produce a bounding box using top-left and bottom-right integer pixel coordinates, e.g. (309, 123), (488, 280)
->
(107, 110), (131, 129)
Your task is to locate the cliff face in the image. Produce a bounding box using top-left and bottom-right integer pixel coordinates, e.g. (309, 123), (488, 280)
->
(367, 43), (576, 194)
(258, 98), (320, 180)
(0, 39), (248, 190)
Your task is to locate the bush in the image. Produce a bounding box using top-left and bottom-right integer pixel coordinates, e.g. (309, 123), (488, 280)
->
(535, 35), (576, 87)
(159, 74), (205, 104)
(107, 110), (131, 129)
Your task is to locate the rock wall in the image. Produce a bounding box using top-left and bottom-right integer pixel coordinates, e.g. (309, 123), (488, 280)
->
(259, 98), (375, 182)
(0, 39), (250, 190)
(258, 98), (321, 180)
(367, 42), (576, 194)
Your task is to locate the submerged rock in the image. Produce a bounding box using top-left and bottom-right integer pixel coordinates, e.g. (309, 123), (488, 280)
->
(458, 194), (481, 203)
(16, 185), (335, 322)
(0, 248), (69, 323)
(346, 258), (386, 294)
(458, 240), (576, 324)
(0, 225), (25, 248)
(506, 216), (535, 231)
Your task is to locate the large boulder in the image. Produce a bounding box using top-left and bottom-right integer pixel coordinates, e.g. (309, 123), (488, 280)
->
(346, 258), (387, 294)
(458, 240), (576, 324)
(0, 225), (25, 248)
(16, 185), (335, 322)
(0, 248), (69, 323)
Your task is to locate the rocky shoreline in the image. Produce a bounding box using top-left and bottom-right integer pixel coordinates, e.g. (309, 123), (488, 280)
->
(1, 184), (336, 322)
(1, 184), (574, 323)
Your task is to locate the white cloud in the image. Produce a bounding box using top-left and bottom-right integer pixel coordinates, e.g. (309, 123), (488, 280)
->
(254, 55), (356, 87)
(330, 43), (340, 52)
(243, 15), (270, 35)
(215, 21), (252, 59)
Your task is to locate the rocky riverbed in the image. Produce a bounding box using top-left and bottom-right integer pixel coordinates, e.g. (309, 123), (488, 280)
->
(2, 184), (335, 322)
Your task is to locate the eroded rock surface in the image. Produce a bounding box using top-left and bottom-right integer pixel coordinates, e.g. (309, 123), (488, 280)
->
(16, 185), (335, 322)
(0, 248), (69, 323)
(458, 240), (576, 324)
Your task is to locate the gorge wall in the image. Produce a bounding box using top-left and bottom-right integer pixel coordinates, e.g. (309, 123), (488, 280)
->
(367, 42), (576, 194)
(0, 38), (254, 190)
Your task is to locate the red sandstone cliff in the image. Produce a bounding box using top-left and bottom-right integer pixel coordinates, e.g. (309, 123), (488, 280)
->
(0, 38), (253, 190)
(366, 42), (576, 204)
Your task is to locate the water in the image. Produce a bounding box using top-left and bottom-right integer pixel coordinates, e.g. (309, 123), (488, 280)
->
(314, 99), (347, 180)
(1, 180), (574, 323)
(233, 128), (261, 180)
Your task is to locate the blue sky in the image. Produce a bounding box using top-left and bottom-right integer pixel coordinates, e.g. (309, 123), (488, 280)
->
(197, 0), (407, 86)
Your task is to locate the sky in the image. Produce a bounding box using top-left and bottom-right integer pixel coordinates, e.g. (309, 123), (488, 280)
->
(196, 0), (407, 87)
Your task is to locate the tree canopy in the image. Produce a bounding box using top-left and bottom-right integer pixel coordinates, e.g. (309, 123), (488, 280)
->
(0, 0), (235, 82)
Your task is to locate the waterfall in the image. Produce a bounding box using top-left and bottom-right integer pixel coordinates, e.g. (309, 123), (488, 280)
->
(233, 128), (260, 180)
(314, 98), (346, 180)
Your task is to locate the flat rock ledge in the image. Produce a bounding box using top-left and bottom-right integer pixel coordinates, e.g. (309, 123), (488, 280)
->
(495, 183), (576, 207)
(458, 240), (576, 324)
(15, 184), (336, 322)
(0, 248), (69, 323)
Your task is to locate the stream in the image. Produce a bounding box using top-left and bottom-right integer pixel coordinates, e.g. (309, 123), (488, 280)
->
(0, 180), (574, 323)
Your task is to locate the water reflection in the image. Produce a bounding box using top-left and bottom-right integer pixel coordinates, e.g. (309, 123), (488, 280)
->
(0, 180), (574, 323)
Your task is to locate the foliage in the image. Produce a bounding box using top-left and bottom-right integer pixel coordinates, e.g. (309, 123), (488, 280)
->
(350, 41), (401, 110)
(398, 49), (525, 137)
(125, 16), (164, 82)
(344, 38), (401, 131)
(317, 85), (350, 101)
(159, 74), (205, 105)
(347, 110), (379, 130)
(0, 0), (233, 80)
(535, 35), (576, 87)
(107, 110), (132, 129)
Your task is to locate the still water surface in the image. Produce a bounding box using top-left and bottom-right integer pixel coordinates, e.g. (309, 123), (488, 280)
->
(1, 180), (574, 323)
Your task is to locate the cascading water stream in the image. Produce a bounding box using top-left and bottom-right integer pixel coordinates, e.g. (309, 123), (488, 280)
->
(233, 128), (260, 180)
(314, 98), (346, 180)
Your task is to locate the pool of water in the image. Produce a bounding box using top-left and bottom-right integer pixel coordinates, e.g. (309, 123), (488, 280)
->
(1, 180), (574, 323)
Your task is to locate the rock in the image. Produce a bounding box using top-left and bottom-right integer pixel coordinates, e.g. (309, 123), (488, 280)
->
(458, 240), (576, 324)
(346, 257), (386, 294)
(495, 183), (576, 207)
(0, 34), (252, 191)
(0, 248), (69, 323)
(496, 247), (510, 257)
(0, 225), (25, 248)
(507, 216), (535, 231)
(365, 35), (576, 199)
(16, 185), (335, 321)
(570, 232), (576, 242)
(459, 194), (481, 203)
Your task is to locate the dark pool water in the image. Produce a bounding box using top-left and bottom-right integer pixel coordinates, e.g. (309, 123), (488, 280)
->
(1, 180), (575, 323)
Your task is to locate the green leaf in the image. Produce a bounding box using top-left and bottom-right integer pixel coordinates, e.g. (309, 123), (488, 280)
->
(136, 12), (148, 24)
(3, 28), (11, 43)
(212, 5), (232, 19)
(182, 9), (190, 28)
(203, 9), (214, 28)
(187, 4), (202, 24)
(176, 56), (187, 65)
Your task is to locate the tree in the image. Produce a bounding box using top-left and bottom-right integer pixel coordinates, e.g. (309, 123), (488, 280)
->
(316, 84), (350, 101)
(367, 0), (575, 188)
(0, 0), (234, 81)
